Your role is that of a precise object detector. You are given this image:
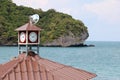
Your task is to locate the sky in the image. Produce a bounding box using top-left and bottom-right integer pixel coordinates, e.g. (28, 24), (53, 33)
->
(12, 0), (120, 41)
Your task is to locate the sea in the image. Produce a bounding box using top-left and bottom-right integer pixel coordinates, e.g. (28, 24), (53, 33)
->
(0, 41), (120, 80)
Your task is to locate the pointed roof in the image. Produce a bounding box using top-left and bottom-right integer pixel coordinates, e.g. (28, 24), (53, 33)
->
(0, 53), (96, 80)
(15, 21), (41, 31)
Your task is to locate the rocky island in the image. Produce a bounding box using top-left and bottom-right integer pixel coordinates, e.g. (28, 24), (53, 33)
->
(0, 0), (89, 47)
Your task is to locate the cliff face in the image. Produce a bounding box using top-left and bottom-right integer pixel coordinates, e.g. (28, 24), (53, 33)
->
(43, 31), (89, 47)
(0, 0), (89, 46)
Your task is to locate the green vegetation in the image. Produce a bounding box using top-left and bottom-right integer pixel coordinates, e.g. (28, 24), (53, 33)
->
(0, 0), (88, 45)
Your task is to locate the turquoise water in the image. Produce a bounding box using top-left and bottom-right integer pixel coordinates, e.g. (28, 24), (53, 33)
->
(0, 41), (120, 80)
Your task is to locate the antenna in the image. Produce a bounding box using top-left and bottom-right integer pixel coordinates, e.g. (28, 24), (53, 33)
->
(29, 14), (39, 24)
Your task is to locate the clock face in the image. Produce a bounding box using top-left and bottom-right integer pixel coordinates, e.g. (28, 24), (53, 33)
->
(20, 32), (26, 43)
(29, 32), (37, 42)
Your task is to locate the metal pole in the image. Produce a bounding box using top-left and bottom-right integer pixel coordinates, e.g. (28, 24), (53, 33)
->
(37, 44), (39, 55)
(18, 44), (20, 54)
(26, 31), (28, 55)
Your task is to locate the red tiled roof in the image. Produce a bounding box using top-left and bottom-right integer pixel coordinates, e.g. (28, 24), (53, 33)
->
(0, 53), (96, 80)
(15, 22), (41, 31)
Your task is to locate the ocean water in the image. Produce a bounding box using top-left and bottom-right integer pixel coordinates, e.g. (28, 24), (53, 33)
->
(0, 41), (120, 80)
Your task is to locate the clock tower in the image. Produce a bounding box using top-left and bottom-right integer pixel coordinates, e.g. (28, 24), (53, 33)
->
(15, 14), (41, 54)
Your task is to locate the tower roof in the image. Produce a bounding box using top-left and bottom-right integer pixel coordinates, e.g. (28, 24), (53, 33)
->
(0, 52), (96, 80)
(15, 21), (41, 31)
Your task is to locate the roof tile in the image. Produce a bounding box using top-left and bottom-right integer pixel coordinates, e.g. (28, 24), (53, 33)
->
(15, 22), (41, 31)
(0, 53), (96, 80)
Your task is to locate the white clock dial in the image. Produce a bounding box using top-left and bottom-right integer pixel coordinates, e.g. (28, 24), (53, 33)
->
(20, 32), (26, 42)
(29, 32), (37, 42)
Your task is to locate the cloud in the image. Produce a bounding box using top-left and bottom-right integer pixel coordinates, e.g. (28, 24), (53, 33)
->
(59, 8), (72, 14)
(57, 0), (69, 4)
(12, 0), (48, 9)
(82, 0), (120, 24)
